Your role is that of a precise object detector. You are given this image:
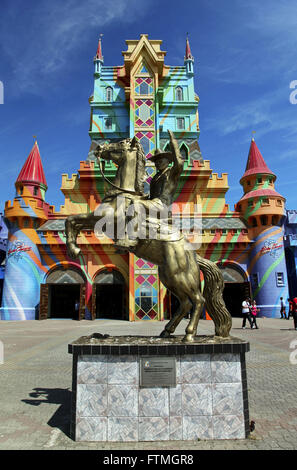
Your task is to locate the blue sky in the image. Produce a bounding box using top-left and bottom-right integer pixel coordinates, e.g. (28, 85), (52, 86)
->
(1, 0), (297, 213)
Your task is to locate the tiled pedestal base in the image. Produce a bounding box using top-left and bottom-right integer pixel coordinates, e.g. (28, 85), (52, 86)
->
(68, 335), (250, 441)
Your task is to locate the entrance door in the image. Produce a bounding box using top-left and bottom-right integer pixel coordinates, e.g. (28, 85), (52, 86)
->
(95, 284), (124, 319)
(92, 269), (126, 320)
(223, 282), (251, 317)
(49, 284), (81, 319)
(218, 263), (251, 318)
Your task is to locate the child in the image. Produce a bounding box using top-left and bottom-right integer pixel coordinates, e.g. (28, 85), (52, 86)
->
(251, 300), (259, 329)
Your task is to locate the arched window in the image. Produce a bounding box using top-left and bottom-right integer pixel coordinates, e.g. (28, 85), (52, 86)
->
(175, 86), (183, 101)
(251, 217), (257, 227)
(180, 143), (188, 160)
(106, 87), (113, 102)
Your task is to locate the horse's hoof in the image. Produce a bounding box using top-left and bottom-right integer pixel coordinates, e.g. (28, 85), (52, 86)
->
(160, 330), (171, 338)
(182, 334), (195, 343)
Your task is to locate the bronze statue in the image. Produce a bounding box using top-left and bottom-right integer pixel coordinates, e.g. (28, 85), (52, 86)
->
(65, 130), (232, 341)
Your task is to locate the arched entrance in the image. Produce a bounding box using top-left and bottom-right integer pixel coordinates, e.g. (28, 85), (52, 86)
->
(218, 263), (251, 317)
(92, 269), (126, 320)
(39, 267), (86, 320)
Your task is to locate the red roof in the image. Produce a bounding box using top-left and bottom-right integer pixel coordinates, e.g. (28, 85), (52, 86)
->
(96, 37), (103, 61)
(241, 139), (275, 181)
(185, 38), (193, 60)
(16, 141), (47, 187)
(238, 188), (284, 202)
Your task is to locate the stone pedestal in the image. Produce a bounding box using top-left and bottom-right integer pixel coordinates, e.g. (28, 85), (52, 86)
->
(68, 335), (250, 442)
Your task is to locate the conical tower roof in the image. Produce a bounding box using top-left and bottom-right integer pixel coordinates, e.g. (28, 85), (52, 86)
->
(185, 37), (194, 61)
(16, 141), (47, 187)
(96, 36), (103, 61)
(240, 138), (275, 182)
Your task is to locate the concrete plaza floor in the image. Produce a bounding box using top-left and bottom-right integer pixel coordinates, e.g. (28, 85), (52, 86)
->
(0, 316), (296, 450)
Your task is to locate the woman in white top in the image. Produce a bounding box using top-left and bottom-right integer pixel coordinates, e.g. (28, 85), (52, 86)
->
(242, 298), (252, 329)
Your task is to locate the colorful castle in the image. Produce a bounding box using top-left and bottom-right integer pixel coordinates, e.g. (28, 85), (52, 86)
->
(0, 35), (290, 321)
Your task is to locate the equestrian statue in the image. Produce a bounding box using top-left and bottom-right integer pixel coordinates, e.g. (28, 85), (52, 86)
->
(65, 130), (232, 342)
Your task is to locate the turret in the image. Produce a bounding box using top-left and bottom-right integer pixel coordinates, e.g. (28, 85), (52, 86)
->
(236, 138), (288, 318)
(1, 141), (50, 320)
(94, 35), (104, 76)
(184, 36), (194, 76)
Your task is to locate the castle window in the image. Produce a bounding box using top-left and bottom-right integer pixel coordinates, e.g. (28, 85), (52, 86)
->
(247, 180), (251, 186)
(251, 217), (257, 227)
(248, 200), (253, 207)
(211, 229), (216, 234)
(260, 215), (268, 226)
(257, 177), (262, 184)
(272, 215), (279, 225)
(175, 86), (183, 101)
(20, 186), (23, 195)
(139, 82), (149, 95)
(105, 117), (112, 130)
(106, 87), (113, 102)
(177, 117), (185, 130)
(33, 187), (38, 196)
(276, 272), (285, 287)
(262, 198), (269, 205)
(180, 143), (188, 160)
(276, 199), (282, 207)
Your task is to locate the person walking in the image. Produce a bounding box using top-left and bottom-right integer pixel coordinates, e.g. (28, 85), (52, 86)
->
(242, 297), (252, 329)
(280, 297), (286, 319)
(250, 300), (259, 329)
(292, 297), (297, 330)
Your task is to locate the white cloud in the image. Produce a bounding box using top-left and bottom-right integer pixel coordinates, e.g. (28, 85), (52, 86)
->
(0, 0), (150, 94)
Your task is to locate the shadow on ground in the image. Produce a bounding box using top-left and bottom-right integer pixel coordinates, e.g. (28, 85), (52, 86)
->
(22, 388), (71, 438)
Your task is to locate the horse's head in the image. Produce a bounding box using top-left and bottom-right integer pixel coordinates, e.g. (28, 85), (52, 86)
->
(90, 137), (146, 195)
(93, 137), (138, 163)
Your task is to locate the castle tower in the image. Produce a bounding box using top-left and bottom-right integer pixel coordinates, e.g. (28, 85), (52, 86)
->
(236, 138), (288, 317)
(1, 140), (50, 320)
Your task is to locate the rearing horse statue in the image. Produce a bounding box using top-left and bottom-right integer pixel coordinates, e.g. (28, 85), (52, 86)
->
(65, 132), (232, 342)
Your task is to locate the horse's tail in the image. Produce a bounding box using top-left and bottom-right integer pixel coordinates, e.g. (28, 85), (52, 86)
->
(196, 254), (232, 337)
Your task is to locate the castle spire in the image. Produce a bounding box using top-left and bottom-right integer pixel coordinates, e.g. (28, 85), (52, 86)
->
(16, 140), (47, 188)
(96, 35), (103, 61)
(240, 138), (275, 182)
(184, 34), (194, 76)
(185, 35), (193, 61)
(94, 35), (104, 75)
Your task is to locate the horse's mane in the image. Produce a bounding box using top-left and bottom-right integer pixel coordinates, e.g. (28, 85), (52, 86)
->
(134, 140), (146, 195)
